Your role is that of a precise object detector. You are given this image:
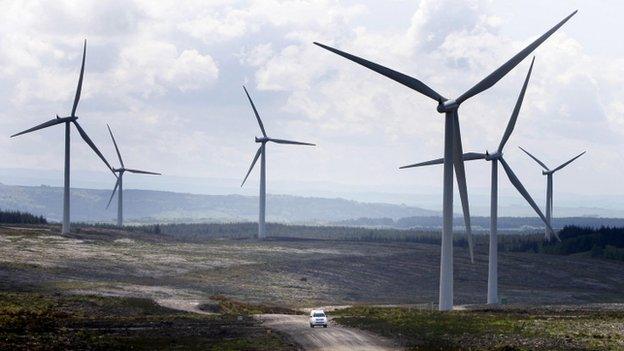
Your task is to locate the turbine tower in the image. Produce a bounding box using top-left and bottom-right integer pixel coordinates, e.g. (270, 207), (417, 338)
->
(105, 124), (161, 227)
(315, 11), (576, 311)
(402, 57), (558, 305)
(520, 147), (586, 236)
(10, 40), (114, 234)
(240, 86), (315, 239)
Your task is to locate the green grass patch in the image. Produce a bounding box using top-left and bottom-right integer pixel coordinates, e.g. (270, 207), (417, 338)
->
(0, 291), (295, 350)
(332, 306), (624, 350)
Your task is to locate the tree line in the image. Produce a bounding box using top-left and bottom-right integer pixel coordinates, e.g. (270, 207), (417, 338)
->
(0, 209), (47, 224)
(539, 225), (624, 261)
(132, 223), (624, 262)
(133, 222), (470, 247)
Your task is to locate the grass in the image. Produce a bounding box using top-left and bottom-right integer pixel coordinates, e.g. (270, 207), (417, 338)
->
(332, 305), (624, 350)
(0, 291), (295, 350)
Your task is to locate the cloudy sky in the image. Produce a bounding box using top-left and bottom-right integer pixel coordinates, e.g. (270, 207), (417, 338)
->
(0, 0), (623, 213)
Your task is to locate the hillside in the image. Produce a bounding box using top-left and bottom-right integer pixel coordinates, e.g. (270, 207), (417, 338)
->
(1, 225), (623, 307)
(0, 183), (436, 224)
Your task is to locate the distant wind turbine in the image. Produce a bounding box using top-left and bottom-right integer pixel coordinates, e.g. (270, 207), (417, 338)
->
(240, 86), (315, 239)
(315, 11), (577, 311)
(519, 147), (586, 237)
(10, 40), (115, 234)
(105, 124), (161, 227)
(401, 57), (557, 305)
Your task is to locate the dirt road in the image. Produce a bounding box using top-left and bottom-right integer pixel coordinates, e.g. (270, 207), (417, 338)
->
(258, 314), (399, 351)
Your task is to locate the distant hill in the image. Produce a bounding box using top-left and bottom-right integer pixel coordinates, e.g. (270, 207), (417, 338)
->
(0, 183), (437, 224)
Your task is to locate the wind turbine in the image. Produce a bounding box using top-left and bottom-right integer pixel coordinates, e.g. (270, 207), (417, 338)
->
(315, 11), (576, 311)
(10, 40), (115, 234)
(520, 147), (586, 237)
(105, 124), (161, 227)
(240, 86), (315, 239)
(401, 57), (557, 305)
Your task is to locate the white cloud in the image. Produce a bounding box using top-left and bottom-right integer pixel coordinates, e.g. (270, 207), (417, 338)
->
(113, 43), (219, 97)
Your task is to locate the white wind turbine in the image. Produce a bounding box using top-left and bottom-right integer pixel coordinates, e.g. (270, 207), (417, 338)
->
(401, 57), (557, 305)
(105, 124), (161, 227)
(520, 147), (586, 237)
(315, 11), (576, 310)
(240, 86), (315, 239)
(10, 40), (115, 234)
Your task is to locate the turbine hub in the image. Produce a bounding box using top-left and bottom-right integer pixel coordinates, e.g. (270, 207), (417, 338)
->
(436, 99), (459, 113)
(255, 136), (269, 143)
(485, 151), (501, 161)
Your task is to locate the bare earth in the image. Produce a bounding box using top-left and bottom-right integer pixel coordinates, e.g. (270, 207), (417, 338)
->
(2, 225), (624, 308)
(258, 314), (398, 351)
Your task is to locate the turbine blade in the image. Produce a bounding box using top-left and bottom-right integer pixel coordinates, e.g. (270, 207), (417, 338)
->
(400, 157), (444, 169)
(552, 151), (586, 173)
(400, 152), (485, 169)
(463, 152), (488, 161)
(243, 86), (267, 137)
(11, 117), (68, 137)
(241, 146), (262, 187)
(498, 57), (535, 152)
(72, 121), (115, 173)
(71, 39), (87, 117)
(314, 42), (445, 103)
(518, 146), (549, 171)
(125, 168), (161, 175)
(268, 138), (315, 146)
(107, 124), (124, 167)
(456, 11), (576, 104)
(452, 115), (474, 263)
(106, 177), (120, 209)
(499, 157), (559, 241)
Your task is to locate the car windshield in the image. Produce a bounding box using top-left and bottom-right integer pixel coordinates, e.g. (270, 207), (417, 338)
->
(313, 313), (325, 317)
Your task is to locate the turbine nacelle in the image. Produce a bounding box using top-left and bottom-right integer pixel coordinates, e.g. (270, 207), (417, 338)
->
(51, 116), (78, 123)
(436, 99), (458, 113)
(485, 151), (502, 161)
(255, 136), (269, 143)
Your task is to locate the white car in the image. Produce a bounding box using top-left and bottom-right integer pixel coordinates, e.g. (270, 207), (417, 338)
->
(309, 309), (328, 328)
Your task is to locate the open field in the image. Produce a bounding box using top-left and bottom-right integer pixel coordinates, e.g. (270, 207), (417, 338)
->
(2, 225), (624, 307)
(1, 224), (624, 349)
